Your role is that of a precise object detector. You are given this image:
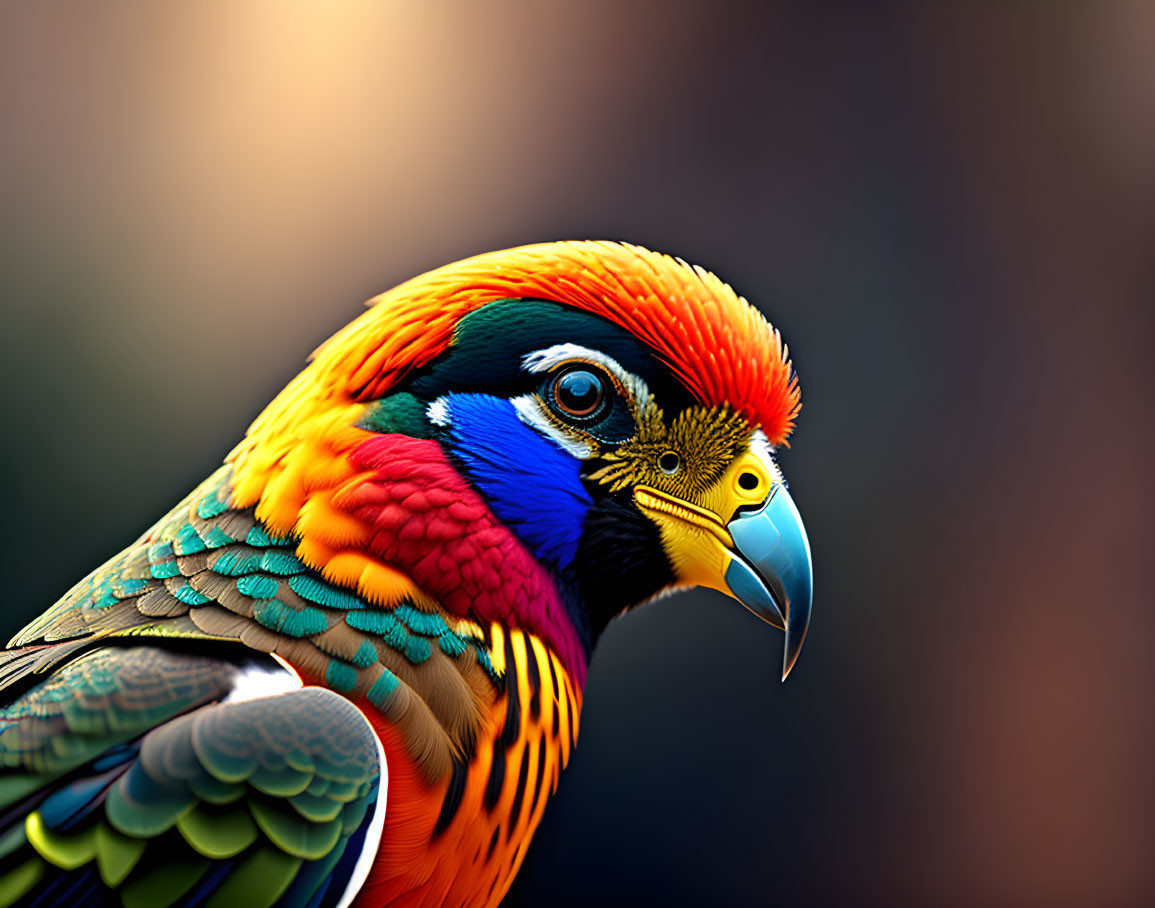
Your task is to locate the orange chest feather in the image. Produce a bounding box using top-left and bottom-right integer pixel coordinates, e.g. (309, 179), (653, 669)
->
(353, 627), (582, 908)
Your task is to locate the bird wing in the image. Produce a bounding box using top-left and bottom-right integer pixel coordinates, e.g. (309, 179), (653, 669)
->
(0, 645), (385, 908)
(6, 463), (492, 782)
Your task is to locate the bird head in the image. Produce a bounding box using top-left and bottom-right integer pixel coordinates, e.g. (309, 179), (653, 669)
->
(227, 242), (811, 685)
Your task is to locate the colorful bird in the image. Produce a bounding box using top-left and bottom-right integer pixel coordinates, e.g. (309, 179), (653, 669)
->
(0, 241), (812, 907)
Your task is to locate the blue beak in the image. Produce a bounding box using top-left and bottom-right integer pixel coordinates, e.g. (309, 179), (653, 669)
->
(723, 484), (813, 680)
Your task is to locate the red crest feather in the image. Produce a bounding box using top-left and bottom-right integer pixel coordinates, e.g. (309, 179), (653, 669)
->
(231, 241), (801, 521)
(333, 241), (799, 440)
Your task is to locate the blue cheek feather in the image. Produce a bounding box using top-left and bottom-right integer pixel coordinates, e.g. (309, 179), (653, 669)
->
(442, 394), (592, 571)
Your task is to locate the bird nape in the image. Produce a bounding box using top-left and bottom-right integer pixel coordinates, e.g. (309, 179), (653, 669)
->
(0, 241), (812, 908)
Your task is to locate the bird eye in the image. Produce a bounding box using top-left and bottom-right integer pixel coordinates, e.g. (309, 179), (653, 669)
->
(550, 368), (608, 421)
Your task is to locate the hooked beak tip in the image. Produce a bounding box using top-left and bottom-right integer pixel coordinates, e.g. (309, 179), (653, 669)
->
(781, 612), (809, 681)
(726, 484), (813, 682)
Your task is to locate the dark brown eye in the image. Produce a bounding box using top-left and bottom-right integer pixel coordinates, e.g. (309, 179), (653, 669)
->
(552, 369), (606, 419)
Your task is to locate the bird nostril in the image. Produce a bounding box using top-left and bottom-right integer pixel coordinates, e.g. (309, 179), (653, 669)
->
(738, 471), (760, 492)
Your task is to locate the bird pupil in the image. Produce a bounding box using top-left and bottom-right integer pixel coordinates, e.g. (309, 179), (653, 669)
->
(556, 370), (603, 416)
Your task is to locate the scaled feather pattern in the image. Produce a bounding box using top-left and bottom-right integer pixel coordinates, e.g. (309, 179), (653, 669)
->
(0, 241), (808, 908)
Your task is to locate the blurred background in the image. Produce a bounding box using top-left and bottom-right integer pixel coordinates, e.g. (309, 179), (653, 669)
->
(2, 3), (1153, 905)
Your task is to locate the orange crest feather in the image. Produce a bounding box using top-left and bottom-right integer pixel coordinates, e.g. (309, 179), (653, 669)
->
(230, 241), (800, 519)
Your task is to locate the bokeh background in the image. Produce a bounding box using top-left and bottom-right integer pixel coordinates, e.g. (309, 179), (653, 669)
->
(2, 3), (1154, 906)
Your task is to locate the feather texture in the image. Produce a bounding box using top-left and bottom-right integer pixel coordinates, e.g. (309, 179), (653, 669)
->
(2, 240), (806, 906)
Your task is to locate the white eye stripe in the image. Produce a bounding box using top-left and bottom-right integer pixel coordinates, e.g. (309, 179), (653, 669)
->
(511, 394), (593, 459)
(521, 343), (651, 411)
(521, 343), (614, 373)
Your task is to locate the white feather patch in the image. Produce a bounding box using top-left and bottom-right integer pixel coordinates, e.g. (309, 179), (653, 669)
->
(426, 396), (452, 427)
(222, 659), (303, 704)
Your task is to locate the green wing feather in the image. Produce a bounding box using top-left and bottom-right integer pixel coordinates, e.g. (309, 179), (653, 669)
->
(0, 458), (495, 904)
(0, 647), (383, 907)
(4, 464), (493, 783)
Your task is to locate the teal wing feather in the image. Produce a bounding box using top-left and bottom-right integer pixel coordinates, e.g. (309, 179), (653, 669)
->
(0, 647), (237, 805)
(4, 464), (493, 781)
(0, 646), (384, 907)
(1, 464), (382, 710)
(7, 464), (481, 703)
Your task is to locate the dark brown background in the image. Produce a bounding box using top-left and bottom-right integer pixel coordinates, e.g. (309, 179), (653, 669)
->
(2, 4), (1153, 906)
